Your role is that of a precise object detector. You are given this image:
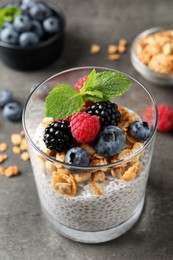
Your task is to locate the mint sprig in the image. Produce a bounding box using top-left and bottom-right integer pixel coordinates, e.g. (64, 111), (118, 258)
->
(0, 6), (21, 28)
(46, 69), (132, 119)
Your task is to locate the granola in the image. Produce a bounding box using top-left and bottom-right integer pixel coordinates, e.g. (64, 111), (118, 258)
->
(136, 30), (173, 73)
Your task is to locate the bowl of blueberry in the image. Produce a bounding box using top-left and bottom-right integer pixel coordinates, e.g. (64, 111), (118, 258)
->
(0, 0), (65, 70)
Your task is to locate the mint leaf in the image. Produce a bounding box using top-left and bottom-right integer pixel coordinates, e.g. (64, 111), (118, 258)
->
(0, 6), (21, 28)
(80, 69), (96, 95)
(83, 90), (103, 102)
(82, 71), (132, 101)
(46, 84), (85, 118)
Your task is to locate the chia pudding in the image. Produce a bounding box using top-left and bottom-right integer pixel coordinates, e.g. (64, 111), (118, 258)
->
(31, 123), (151, 231)
(23, 67), (157, 242)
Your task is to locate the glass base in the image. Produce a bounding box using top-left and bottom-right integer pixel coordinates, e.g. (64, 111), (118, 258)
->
(41, 197), (145, 244)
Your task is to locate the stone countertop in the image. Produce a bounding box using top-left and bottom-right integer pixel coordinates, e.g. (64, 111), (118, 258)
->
(0, 0), (173, 259)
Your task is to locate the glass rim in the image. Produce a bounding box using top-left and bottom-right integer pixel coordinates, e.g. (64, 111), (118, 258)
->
(22, 66), (158, 170)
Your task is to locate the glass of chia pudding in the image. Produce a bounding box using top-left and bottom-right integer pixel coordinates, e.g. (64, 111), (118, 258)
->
(23, 66), (158, 243)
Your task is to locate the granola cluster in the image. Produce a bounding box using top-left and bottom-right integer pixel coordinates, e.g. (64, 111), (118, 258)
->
(0, 130), (30, 178)
(90, 38), (128, 61)
(38, 106), (145, 197)
(136, 30), (173, 73)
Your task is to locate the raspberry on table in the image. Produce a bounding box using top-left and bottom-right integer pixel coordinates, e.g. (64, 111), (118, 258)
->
(70, 112), (100, 143)
(157, 104), (173, 132)
(74, 75), (88, 92)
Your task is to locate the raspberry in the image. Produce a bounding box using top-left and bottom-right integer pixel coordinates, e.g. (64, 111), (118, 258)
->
(70, 112), (100, 143)
(142, 106), (154, 127)
(74, 75), (88, 92)
(157, 104), (173, 132)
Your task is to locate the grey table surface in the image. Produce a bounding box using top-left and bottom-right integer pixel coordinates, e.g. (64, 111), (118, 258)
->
(0, 0), (173, 259)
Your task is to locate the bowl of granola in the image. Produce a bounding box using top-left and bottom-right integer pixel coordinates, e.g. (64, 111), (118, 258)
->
(23, 66), (158, 243)
(131, 27), (173, 86)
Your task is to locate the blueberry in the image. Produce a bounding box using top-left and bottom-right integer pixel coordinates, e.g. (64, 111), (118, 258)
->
(43, 17), (60, 34)
(14, 15), (32, 32)
(2, 22), (14, 30)
(65, 147), (90, 173)
(30, 20), (44, 38)
(19, 32), (39, 47)
(94, 125), (126, 157)
(21, 3), (35, 14)
(3, 101), (23, 122)
(29, 3), (52, 21)
(0, 90), (13, 108)
(128, 121), (151, 142)
(22, 0), (38, 5)
(0, 27), (19, 44)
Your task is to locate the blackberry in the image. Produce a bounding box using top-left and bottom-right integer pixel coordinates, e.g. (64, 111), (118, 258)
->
(86, 101), (121, 127)
(43, 120), (74, 152)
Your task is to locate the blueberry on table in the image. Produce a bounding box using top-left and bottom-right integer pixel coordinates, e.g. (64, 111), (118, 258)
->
(13, 15), (32, 32)
(0, 90), (13, 108)
(0, 27), (19, 44)
(19, 32), (39, 47)
(65, 147), (90, 173)
(3, 101), (23, 122)
(128, 120), (151, 142)
(43, 17), (60, 34)
(94, 125), (126, 157)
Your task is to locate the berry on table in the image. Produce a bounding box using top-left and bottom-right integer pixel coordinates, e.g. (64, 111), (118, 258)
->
(0, 90), (13, 108)
(94, 125), (126, 157)
(3, 101), (23, 121)
(70, 112), (100, 143)
(128, 120), (151, 141)
(157, 104), (173, 132)
(86, 101), (121, 127)
(43, 120), (74, 152)
(65, 147), (90, 173)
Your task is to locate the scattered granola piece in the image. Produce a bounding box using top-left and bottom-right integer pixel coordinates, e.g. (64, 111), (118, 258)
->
(12, 146), (21, 154)
(4, 166), (20, 177)
(108, 53), (120, 61)
(119, 38), (128, 46)
(90, 44), (101, 54)
(0, 154), (8, 163)
(11, 134), (22, 145)
(89, 181), (104, 195)
(20, 138), (28, 151)
(118, 45), (126, 53)
(20, 130), (25, 137)
(0, 142), (8, 152)
(108, 44), (117, 54)
(0, 166), (5, 175)
(21, 152), (30, 161)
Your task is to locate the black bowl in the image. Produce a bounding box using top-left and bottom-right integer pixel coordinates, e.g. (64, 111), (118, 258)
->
(0, 2), (65, 71)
